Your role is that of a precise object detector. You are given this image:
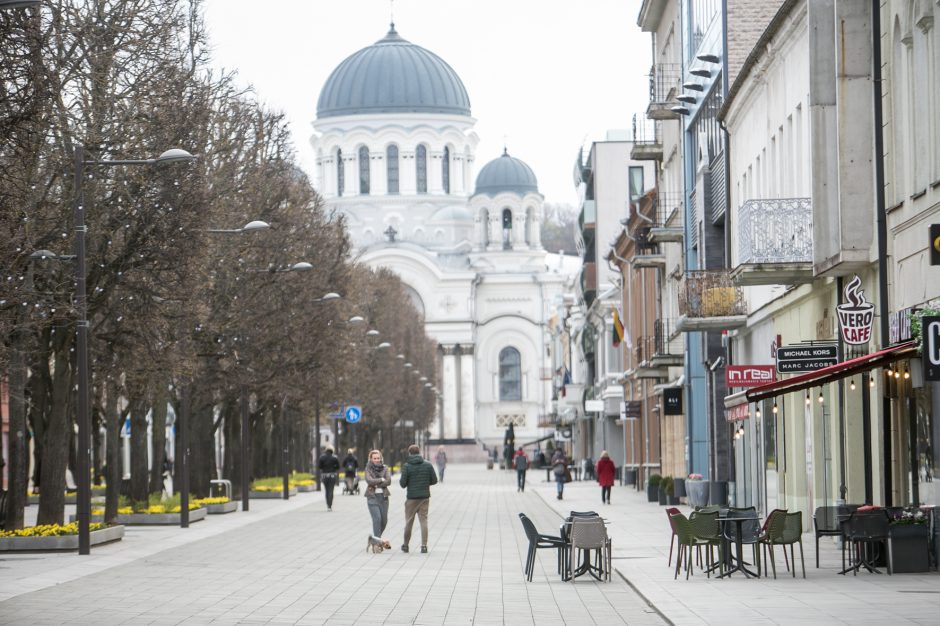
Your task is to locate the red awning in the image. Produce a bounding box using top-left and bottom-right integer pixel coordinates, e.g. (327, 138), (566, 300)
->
(745, 341), (918, 403)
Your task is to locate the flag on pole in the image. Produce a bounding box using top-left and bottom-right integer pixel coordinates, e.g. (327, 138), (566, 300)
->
(612, 306), (625, 347)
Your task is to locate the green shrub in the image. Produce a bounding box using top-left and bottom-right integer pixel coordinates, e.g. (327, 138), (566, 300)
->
(662, 476), (675, 496)
(648, 473), (662, 488)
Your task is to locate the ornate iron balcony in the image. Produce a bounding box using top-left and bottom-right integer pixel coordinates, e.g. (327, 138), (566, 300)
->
(732, 198), (813, 286)
(677, 270), (747, 331)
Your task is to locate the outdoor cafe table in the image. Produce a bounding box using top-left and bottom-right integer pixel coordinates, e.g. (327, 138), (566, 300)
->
(717, 515), (760, 579)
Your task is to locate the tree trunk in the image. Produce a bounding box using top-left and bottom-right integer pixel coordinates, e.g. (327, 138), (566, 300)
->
(149, 387), (168, 494)
(129, 397), (149, 504)
(191, 395), (215, 498)
(104, 382), (123, 524)
(36, 342), (73, 525)
(5, 330), (28, 529)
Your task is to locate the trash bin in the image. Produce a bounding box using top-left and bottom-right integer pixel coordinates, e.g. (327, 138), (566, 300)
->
(486, 459), (494, 470)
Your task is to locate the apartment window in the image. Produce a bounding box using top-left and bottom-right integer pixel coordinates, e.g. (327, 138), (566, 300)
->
(499, 347), (522, 401)
(690, 87), (724, 169)
(689, 0), (720, 58)
(416, 144), (428, 194)
(358, 146), (370, 195)
(386, 145), (399, 194)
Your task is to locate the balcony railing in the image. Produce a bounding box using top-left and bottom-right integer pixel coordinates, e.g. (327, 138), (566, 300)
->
(738, 198), (812, 264)
(631, 113), (661, 145)
(677, 270), (747, 331)
(733, 197), (813, 286)
(647, 63), (682, 119)
(634, 319), (684, 368)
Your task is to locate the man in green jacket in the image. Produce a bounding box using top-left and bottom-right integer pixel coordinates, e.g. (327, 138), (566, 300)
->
(400, 444), (438, 553)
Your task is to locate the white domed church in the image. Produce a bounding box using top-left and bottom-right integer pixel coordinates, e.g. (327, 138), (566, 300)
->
(311, 24), (576, 455)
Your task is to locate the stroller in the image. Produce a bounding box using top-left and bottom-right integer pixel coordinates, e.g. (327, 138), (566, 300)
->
(342, 474), (360, 495)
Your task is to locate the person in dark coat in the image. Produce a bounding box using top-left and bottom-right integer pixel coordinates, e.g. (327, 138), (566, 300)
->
(513, 447), (528, 492)
(551, 448), (568, 500)
(317, 447), (340, 511)
(596, 450), (616, 505)
(342, 449), (359, 494)
(399, 444), (438, 553)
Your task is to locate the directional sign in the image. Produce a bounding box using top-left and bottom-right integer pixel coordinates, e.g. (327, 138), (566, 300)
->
(344, 405), (362, 424)
(775, 343), (839, 374)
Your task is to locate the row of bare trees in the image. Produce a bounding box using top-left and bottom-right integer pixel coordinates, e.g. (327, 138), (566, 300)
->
(0, 0), (438, 530)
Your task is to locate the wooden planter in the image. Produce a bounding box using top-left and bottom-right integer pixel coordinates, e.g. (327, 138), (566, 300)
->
(116, 507), (207, 525)
(206, 501), (238, 514)
(888, 524), (930, 573)
(0, 525), (124, 552)
(249, 487), (298, 499)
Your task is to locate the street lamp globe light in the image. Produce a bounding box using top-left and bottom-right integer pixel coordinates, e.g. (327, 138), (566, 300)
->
(155, 148), (197, 164)
(366, 329), (380, 337)
(377, 342), (391, 349)
(348, 315), (365, 325)
(290, 262), (313, 272)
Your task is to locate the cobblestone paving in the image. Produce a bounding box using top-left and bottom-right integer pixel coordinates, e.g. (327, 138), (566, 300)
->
(0, 465), (664, 625)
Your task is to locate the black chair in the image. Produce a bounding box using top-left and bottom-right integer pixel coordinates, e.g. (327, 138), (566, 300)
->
(813, 504), (860, 567)
(723, 507), (761, 573)
(841, 510), (890, 575)
(518, 513), (567, 581)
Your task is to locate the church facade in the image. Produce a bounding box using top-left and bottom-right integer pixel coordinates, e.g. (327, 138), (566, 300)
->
(310, 25), (577, 453)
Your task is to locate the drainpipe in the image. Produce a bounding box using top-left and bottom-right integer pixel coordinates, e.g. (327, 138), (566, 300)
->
(871, 0), (889, 506)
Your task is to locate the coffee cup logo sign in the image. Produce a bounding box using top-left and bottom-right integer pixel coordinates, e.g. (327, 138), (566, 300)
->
(837, 276), (875, 345)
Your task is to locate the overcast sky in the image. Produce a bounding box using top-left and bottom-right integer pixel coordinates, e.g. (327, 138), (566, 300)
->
(202, 0), (651, 207)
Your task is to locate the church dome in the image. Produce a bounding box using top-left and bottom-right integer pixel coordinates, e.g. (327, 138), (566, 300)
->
(431, 205), (473, 222)
(473, 150), (539, 196)
(316, 25), (471, 119)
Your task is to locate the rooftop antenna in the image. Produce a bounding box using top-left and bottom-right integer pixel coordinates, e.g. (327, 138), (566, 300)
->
(502, 134), (508, 156)
(390, 0), (395, 30)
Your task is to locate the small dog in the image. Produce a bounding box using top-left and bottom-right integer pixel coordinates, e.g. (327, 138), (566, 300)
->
(367, 536), (392, 553)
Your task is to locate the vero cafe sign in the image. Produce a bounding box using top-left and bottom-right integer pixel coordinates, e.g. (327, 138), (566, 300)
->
(837, 275), (875, 345)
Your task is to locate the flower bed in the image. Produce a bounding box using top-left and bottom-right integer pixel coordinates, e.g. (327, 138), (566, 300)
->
(249, 487), (297, 499)
(0, 523), (124, 551)
(251, 477), (299, 498)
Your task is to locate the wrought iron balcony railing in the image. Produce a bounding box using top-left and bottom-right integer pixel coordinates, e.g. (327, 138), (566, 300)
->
(738, 198), (812, 265)
(649, 63), (682, 106)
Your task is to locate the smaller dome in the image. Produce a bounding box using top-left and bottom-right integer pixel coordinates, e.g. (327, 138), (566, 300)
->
(474, 149), (539, 196)
(431, 206), (473, 222)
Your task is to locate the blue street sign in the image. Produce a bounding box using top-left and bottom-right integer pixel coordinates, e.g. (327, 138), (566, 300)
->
(344, 405), (362, 424)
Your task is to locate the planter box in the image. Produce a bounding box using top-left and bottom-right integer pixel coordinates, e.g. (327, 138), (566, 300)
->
(673, 478), (687, 498)
(116, 507), (207, 525)
(206, 501), (238, 514)
(295, 484), (316, 493)
(888, 524), (930, 573)
(0, 524), (124, 552)
(647, 484), (659, 502)
(658, 486), (668, 505)
(68, 514), (105, 523)
(250, 487), (297, 499)
(686, 481), (709, 508)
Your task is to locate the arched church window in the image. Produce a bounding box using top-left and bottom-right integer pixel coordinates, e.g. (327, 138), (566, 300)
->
(442, 146), (451, 193)
(387, 145), (399, 194)
(336, 149), (344, 197)
(480, 208), (490, 248)
(502, 208), (513, 250)
(499, 347), (522, 401)
(358, 146), (370, 195)
(416, 144), (428, 194)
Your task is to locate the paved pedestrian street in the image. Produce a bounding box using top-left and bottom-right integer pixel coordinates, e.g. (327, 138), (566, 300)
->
(0, 465), (663, 626)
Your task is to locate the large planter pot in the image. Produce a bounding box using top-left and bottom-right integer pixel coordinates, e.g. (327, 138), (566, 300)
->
(657, 486), (667, 505)
(667, 495), (680, 505)
(206, 501), (238, 514)
(673, 478), (686, 498)
(116, 507), (207, 525)
(623, 469), (638, 486)
(250, 487), (298, 499)
(888, 524), (930, 573)
(685, 481), (709, 508)
(0, 524), (124, 552)
(709, 481), (729, 507)
(647, 483), (659, 502)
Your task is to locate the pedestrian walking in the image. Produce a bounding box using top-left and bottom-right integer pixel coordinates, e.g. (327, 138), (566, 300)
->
(596, 450), (616, 505)
(364, 449), (392, 553)
(434, 445), (447, 483)
(399, 443), (438, 554)
(342, 448), (359, 494)
(317, 447), (340, 511)
(551, 448), (569, 500)
(513, 447), (528, 492)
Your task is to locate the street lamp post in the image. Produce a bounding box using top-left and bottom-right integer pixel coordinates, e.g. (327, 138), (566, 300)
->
(72, 145), (195, 554)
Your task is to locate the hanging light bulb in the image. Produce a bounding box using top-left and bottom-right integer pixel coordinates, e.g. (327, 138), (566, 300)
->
(755, 406), (762, 419)
(850, 379), (856, 391)
(772, 402), (778, 414)
(869, 376), (875, 388)
(903, 367), (910, 380)
(894, 367), (901, 379)
(806, 393), (811, 406)
(818, 390), (825, 404)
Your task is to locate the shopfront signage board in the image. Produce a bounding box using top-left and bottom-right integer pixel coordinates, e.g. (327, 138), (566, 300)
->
(837, 275), (875, 345)
(776, 343), (839, 374)
(726, 365), (776, 388)
(663, 388), (683, 415)
(925, 316), (940, 381)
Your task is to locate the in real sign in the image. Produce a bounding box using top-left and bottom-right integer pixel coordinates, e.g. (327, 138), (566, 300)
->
(726, 365), (776, 388)
(924, 316), (940, 381)
(663, 388), (683, 415)
(776, 343), (839, 374)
